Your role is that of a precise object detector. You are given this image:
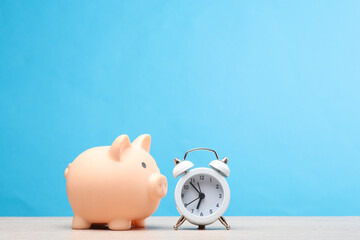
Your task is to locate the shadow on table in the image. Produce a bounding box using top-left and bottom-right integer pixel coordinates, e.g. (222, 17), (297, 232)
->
(57, 223), (170, 231)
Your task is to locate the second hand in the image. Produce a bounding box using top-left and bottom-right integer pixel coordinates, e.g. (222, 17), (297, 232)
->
(184, 197), (200, 207)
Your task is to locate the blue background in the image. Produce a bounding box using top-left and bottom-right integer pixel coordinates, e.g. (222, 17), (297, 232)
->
(1, 0), (359, 216)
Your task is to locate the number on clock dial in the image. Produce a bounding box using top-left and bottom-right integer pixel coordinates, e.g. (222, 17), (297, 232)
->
(181, 173), (224, 217)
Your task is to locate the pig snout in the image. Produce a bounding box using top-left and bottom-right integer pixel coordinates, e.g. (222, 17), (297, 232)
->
(148, 173), (167, 200)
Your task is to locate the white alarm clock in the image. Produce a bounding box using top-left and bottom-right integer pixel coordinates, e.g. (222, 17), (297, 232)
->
(173, 148), (230, 230)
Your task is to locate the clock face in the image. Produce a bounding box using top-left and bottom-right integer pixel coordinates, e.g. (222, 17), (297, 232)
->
(181, 173), (224, 217)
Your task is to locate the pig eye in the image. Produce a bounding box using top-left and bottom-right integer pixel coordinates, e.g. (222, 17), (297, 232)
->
(142, 162), (146, 168)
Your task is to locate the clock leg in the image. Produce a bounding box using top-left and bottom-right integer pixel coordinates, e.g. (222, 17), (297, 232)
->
(218, 216), (230, 230)
(173, 215), (186, 230)
(198, 225), (205, 230)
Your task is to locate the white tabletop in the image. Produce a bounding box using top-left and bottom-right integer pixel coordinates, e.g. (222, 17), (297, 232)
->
(0, 216), (359, 240)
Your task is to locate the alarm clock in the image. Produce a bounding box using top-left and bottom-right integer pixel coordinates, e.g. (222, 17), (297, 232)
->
(173, 148), (230, 230)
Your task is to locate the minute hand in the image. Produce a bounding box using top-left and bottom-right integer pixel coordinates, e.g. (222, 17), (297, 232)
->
(189, 182), (200, 194)
(196, 182), (204, 209)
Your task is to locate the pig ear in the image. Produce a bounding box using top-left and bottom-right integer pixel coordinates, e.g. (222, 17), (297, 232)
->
(110, 135), (131, 160)
(132, 134), (151, 153)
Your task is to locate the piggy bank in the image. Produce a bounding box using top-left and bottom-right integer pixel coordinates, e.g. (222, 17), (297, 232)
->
(65, 134), (167, 230)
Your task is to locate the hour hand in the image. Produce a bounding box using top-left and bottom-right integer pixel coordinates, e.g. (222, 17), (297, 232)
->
(196, 197), (202, 209)
(190, 182), (200, 194)
(196, 183), (205, 209)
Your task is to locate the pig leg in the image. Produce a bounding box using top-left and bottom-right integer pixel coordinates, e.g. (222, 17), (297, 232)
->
(108, 219), (131, 230)
(131, 219), (146, 228)
(72, 215), (91, 229)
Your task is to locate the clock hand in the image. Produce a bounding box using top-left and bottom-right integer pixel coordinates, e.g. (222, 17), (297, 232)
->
(196, 197), (202, 209)
(184, 197), (200, 207)
(190, 182), (200, 194)
(196, 183), (205, 209)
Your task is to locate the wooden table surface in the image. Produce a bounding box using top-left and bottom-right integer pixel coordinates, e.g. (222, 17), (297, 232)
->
(0, 216), (359, 240)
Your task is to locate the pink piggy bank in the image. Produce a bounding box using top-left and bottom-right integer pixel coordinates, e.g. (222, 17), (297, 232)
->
(65, 134), (167, 230)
